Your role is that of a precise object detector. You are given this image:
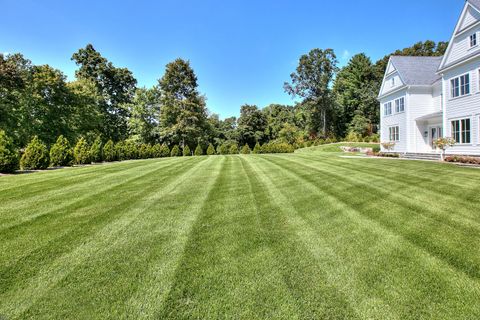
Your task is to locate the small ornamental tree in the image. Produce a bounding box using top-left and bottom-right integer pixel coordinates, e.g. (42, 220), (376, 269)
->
(0, 130), (19, 173)
(253, 142), (262, 154)
(434, 137), (456, 161)
(206, 143), (216, 156)
(89, 136), (103, 163)
(151, 144), (162, 158)
(20, 136), (49, 170)
(103, 140), (116, 162)
(115, 142), (126, 161)
(217, 144), (229, 155)
(171, 145), (181, 157)
(229, 143), (239, 154)
(194, 144), (203, 156)
(124, 141), (138, 160)
(74, 137), (90, 165)
(381, 141), (396, 152)
(160, 144), (170, 157)
(183, 145), (191, 156)
(139, 144), (152, 159)
(241, 144), (251, 154)
(49, 135), (72, 167)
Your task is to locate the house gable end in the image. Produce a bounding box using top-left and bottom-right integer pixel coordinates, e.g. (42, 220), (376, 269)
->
(379, 59), (406, 98)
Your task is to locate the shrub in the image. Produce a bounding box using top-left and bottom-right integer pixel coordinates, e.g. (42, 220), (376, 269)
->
(445, 156), (480, 164)
(159, 144), (170, 157)
(124, 141), (138, 160)
(377, 152), (400, 158)
(0, 130), (19, 173)
(151, 144), (161, 158)
(183, 145), (191, 156)
(103, 140), (116, 162)
(261, 141), (295, 154)
(89, 136), (103, 163)
(73, 137), (90, 165)
(206, 143), (216, 156)
(217, 144), (229, 155)
(241, 144), (251, 154)
(253, 142), (262, 154)
(370, 134), (380, 143)
(171, 145), (180, 157)
(194, 144), (203, 156)
(139, 144), (152, 159)
(345, 131), (362, 142)
(229, 144), (239, 154)
(372, 145), (381, 153)
(115, 142), (127, 161)
(20, 136), (49, 170)
(49, 135), (72, 167)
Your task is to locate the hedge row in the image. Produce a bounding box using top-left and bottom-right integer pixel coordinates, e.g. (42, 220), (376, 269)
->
(0, 131), (297, 172)
(445, 156), (480, 164)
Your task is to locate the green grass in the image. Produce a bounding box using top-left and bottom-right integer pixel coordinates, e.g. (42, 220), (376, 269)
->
(1, 151), (480, 319)
(296, 142), (379, 153)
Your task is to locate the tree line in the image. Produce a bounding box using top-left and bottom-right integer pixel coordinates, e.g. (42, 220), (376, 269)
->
(0, 41), (447, 171)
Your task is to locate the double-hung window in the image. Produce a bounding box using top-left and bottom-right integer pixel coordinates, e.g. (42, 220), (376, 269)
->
(451, 74), (470, 98)
(389, 126), (400, 142)
(471, 33), (478, 48)
(384, 102), (392, 116)
(451, 118), (471, 144)
(395, 97), (405, 113)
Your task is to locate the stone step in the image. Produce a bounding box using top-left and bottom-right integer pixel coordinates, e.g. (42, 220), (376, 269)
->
(401, 153), (441, 161)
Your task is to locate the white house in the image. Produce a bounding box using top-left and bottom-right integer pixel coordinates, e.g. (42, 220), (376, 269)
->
(378, 0), (480, 157)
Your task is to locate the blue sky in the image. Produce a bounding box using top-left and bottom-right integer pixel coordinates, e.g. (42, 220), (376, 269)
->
(0, 0), (464, 118)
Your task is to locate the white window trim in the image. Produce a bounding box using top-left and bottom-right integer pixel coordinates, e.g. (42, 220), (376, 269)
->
(389, 125), (400, 142)
(450, 117), (472, 145)
(394, 97), (405, 113)
(470, 33), (478, 48)
(450, 72), (471, 99)
(384, 102), (393, 116)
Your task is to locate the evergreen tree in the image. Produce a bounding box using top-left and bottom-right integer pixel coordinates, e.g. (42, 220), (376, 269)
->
(103, 140), (116, 162)
(229, 144), (239, 154)
(253, 142), (262, 154)
(73, 137), (90, 165)
(170, 145), (180, 157)
(50, 135), (72, 167)
(206, 143), (216, 156)
(89, 136), (103, 163)
(241, 144), (251, 154)
(183, 145), (191, 156)
(217, 144), (229, 155)
(194, 144), (203, 156)
(0, 130), (19, 173)
(20, 136), (49, 170)
(160, 144), (170, 157)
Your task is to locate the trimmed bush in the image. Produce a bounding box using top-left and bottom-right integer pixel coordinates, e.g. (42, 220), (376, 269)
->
(372, 145), (381, 153)
(194, 144), (203, 156)
(261, 141), (295, 154)
(103, 140), (116, 162)
(115, 142), (127, 161)
(0, 130), (19, 173)
(206, 143), (216, 156)
(74, 137), (90, 165)
(139, 144), (152, 159)
(20, 136), (49, 170)
(171, 145), (180, 157)
(89, 136), (103, 163)
(183, 145), (191, 156)
(241, 144), (251, 154)
(229, 144), (239, 154)
(253, 142), (262, 154)
(124, 141), (138, 160)
(49, 135), (72, 167)
(217, 144), (229, 155)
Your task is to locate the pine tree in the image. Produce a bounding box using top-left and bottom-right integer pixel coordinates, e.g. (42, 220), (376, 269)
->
(89, 136), (103, 163)
(160, 144), (170, 157)
(253, 142), (262, 154)
(170, 145), (180, 157)
(229, 144), (239, 154)
(183, 145), (191, 156)
(103, 140), (116, 162)
(194, 144), (203, 156)
(73, 137), (90, 165)
(49, 135), (72, 167)
(206, 143), (216, 156)
(241, 144), (251, 154)
(20, 136), (49, 170)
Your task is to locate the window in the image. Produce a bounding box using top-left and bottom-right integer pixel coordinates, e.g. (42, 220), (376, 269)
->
(389, 126), (400, 142)
(471, 33), (478, 48)
(384, 102), (392, 116)
(451, 118), (471, 144)
(451, 74), (470, 98)
(395, 97), (405, 113)
(391, 78), (395, 87)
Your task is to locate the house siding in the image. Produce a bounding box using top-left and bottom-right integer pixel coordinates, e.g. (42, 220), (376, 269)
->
(379, 71), (404, 97)
(380, 89), (407, 152)
(443, 58), (480, 155)
(445, 24), (480, 66)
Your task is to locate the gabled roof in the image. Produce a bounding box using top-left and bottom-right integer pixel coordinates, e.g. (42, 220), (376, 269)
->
(390, 56), (443, 86)
(468, 0), (480, 11)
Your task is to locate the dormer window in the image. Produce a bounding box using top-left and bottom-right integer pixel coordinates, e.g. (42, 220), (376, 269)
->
(470, 33), (478, 48)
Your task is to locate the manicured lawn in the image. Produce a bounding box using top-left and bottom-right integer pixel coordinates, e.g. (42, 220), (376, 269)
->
(1, 151), (480, 319)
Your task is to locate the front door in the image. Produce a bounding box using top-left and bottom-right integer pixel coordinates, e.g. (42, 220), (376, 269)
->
(430, 126), (443, 149)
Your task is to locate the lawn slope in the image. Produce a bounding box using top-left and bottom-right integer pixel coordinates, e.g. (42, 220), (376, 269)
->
(1, 153), (480, 319)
